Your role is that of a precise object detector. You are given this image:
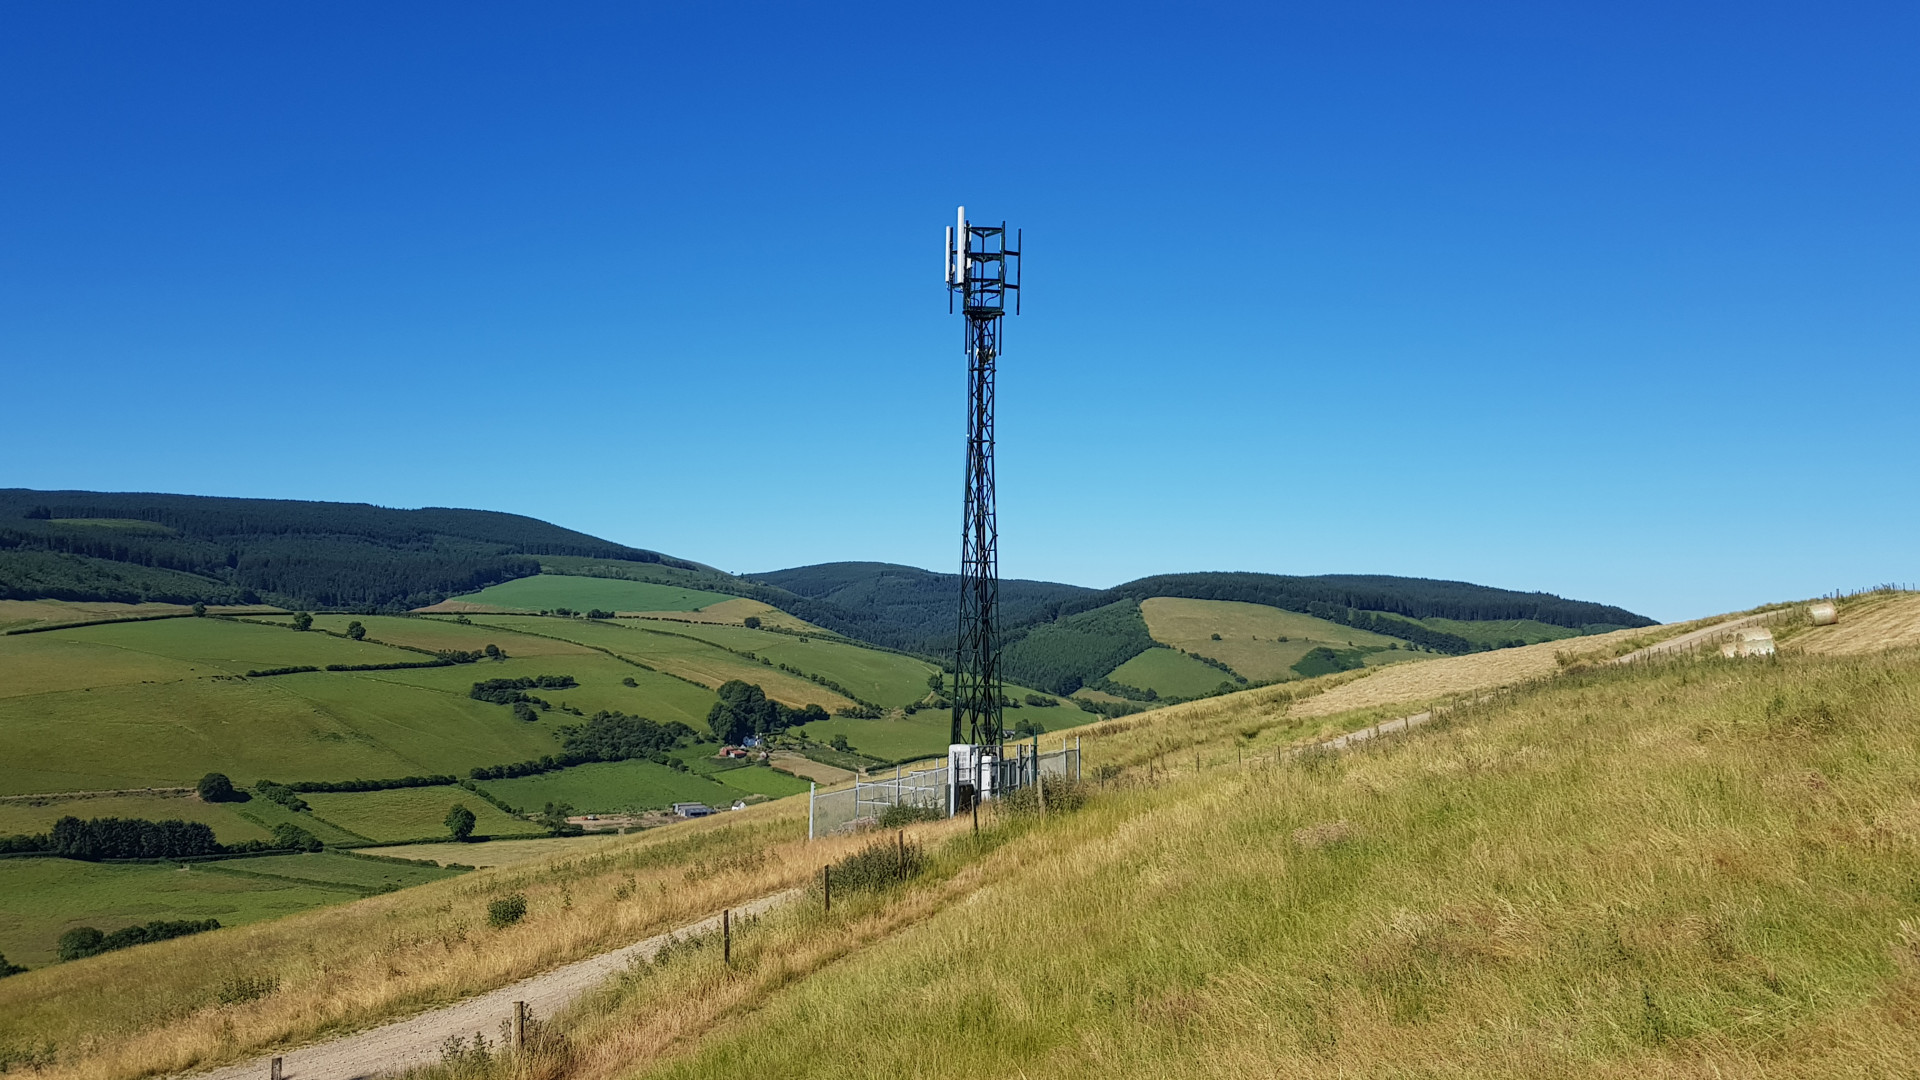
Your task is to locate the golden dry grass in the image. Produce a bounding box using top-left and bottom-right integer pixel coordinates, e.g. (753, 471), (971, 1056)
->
(0, 798), (891, 1080)
(1789, 591), (1920, 657)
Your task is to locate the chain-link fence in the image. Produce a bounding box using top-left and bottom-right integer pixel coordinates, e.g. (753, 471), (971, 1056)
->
(809, 743), (1081, 839)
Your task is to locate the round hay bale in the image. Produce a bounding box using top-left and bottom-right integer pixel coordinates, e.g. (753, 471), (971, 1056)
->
(1809, 601), (1839, 626)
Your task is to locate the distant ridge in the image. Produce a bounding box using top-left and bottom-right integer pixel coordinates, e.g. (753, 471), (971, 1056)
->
(0, 489), (696, 611)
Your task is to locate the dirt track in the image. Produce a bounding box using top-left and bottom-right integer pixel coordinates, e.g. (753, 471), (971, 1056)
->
(186, 891), (797, 1080)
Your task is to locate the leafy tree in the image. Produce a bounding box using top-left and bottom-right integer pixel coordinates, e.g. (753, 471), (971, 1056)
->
(621, 676), (637, 687)
(191, 602), (206, 617)
(484, 643), (501, 660)
(196, 772), (241, 802)
(0, 953), (25, 977)
(291, 611), (313, 632)
(927, 672), (945, 692)
(346, 620), (366, 641)
(444, 803), (477, 841)
(538, 802), (583, 836)
(270, 823), (322, 851)
(57, 927), (104, 961)
(742, 616), (761, 629)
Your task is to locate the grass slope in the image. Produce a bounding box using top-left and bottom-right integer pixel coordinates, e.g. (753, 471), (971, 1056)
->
(442, 575), (733, 614)
(1106, 646), (1239, 698)
(610, 647), (1920, 1080)
(302, 788), (540, 843)
(1139, 596), (1419, 682)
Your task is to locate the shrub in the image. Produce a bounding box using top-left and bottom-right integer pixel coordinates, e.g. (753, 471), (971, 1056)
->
(270, 823), (323, 852)
(488, 894), (528, 927)
(60, 919), (220, 960)
(254, 781), (310, 812)
(0, 954), (25, 977)
(291, 612), (313, 632)
(216, 972), (279, 1005)
(196, 772), (241, 802)
(57, 928), (103, 961)
(742, 616), (761, 629)
(827, 836), (926, 893)
(346, 620), (366, 640)
(877, 803), (942, 827)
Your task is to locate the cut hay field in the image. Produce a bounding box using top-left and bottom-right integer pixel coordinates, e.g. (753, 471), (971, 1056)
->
(436, 575), (733, 614)
(302, 788), (540, 844)
(623, 621), (939, 706)
(1138, 597), (1414, 682)
(1106, 645), (1238, 698)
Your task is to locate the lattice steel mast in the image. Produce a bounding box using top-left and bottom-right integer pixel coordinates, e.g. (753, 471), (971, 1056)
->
(946, 207), (1020, 750)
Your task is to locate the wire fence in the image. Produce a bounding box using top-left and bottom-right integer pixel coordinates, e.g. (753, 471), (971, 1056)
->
(809, 743), (1081, 839)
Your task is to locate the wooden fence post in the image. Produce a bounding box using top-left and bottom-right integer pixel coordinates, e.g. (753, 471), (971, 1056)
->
(512, 1001), (526, 1051)
(823, 865), (831, 912)
(270, 1057), (283, 1080)
(723, 909), (731, 965)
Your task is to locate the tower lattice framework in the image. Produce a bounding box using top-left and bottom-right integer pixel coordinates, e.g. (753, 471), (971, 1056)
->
(947, 210), (1019, 749)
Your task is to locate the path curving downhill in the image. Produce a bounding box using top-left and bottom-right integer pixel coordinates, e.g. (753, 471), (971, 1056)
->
(188, 890), (799, 1080)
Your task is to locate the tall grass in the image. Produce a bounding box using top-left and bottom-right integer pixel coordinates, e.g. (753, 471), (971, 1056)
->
(549, 646), (1920, 1079)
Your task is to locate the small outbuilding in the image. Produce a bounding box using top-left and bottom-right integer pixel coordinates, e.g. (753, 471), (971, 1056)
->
(672, 802), (715, 818)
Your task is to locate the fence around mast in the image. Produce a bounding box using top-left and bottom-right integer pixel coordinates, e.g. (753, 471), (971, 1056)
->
(809, 742), (1080, 840)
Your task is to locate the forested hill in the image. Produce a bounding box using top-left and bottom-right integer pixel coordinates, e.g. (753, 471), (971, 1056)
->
(751, 563), (1655, 658)
(0, 490), (696, 610)
(746, 562), (1098, 654)
(1087, 572), (1654, 631)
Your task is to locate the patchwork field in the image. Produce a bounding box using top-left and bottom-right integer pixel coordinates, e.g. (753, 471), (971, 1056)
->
(481, 760), (743, 814)
(0, 858), (362, 968)
(301, 787), (541, 844)
(1106, 646), (1239, 699)
(433, 574), (733, 614)
(1138, 597), (1415, 682)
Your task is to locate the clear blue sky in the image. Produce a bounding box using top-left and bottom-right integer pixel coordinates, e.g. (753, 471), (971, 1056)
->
(4, 3), (1914, 622)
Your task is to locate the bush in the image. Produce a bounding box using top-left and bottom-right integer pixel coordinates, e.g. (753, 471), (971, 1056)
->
(196, 772), (242, 802)
(0, 954), (25, 977)
(254, 781), (310, 812)
(488, 893), (528, 927)
(270, 823), (323, 852)
(877, 803), (943, 827)
(346, 620), (366, 640)
(291, 612), (313, 632)
(995, 776), (1089, 817)
(827, 835), (926, 893)
(59, 918), (220, 960)
(1023, 693), (1059, 707)
(742, 616), (761, 629)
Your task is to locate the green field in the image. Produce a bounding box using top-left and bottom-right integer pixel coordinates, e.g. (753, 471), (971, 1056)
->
(621, 621), (939, 706)
(1139, 596), (1419, 682)
(463, 615), (855, 709)
(445, 574), (733, 614)
(0, 857), (360, 968)
(302, 787), (540, 843)
(1416, 616), (1585, 646)
(684, 757), (815, 798)
(478, 759), (738, 813)
(202, 851), (461, 892)
(1106, 647), (1239, 699)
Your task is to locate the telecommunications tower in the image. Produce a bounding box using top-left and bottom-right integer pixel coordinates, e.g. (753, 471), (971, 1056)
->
(945, 207), (1020, 806)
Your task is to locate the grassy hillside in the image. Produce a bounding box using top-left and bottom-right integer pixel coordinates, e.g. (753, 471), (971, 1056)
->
(437, 575), (734, 614)
(1106, 646), (1237, 698)
(14, 606), (1919, 1080)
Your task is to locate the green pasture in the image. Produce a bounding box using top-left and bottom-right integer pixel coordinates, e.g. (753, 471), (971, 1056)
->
(626, 621), (938, 705)
(793, 693), (1077, 763)
(301, 787), (539, 844)
(201, 851), (460, 892)
(1137, 597), (1418, 682)
(0, 858), (354, 968)
(351, 651), (718, 731)
(0, 794), (274, 845)
(306, 614), (591, 658)
(477, 759), (737, 813)
(1106, 647), (1239, 699)
(465, 615), (851, 709)
(44, 616), (424, 673)
(1416, 616), (1584, 646)
(682, 757), (813, 799)
(446, 574), (732, 614)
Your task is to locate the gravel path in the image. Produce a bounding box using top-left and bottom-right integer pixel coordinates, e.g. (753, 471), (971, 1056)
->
(189, 890), (799, 1080)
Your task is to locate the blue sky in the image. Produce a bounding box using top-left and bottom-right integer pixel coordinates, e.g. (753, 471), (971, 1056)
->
(3, 3), (1914, 622)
